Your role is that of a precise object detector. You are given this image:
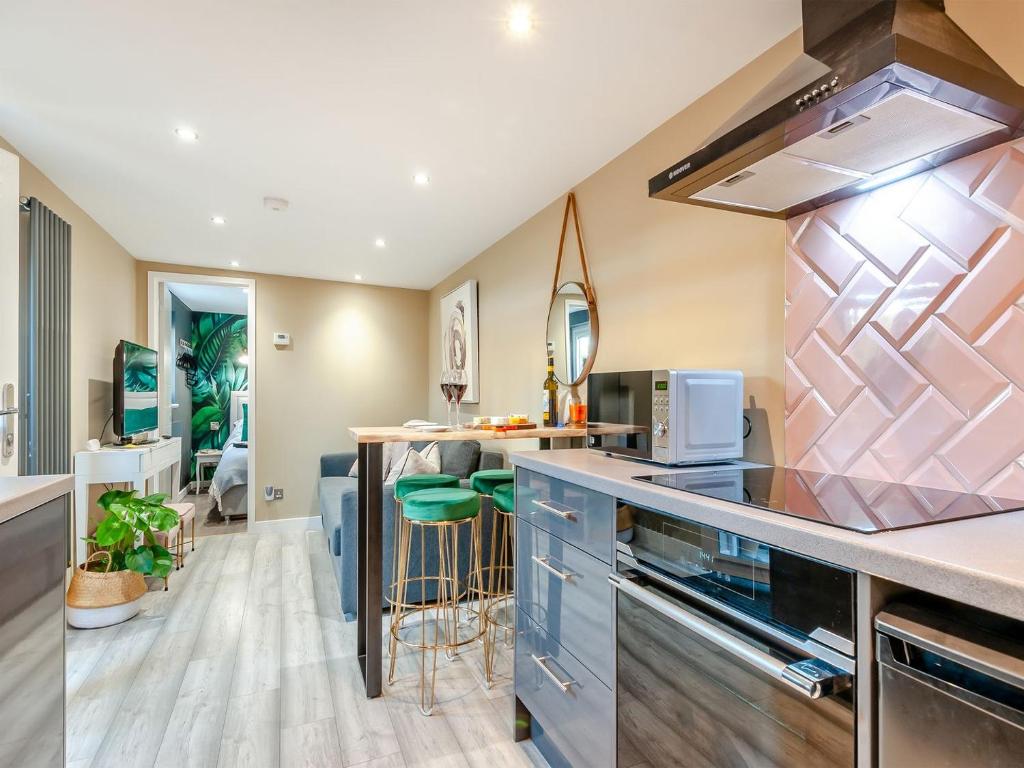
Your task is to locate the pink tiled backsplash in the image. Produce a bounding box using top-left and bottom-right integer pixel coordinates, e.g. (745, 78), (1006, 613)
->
(785, 138), (1024, 498)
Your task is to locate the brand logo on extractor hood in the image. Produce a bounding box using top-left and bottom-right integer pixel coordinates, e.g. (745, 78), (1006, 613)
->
(668, 162), (691, 180)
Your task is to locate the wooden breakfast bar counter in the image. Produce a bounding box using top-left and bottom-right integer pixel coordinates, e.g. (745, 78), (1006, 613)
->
(347, 425), (586, 697)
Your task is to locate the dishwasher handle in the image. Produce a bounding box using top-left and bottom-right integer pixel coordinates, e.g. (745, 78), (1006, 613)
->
(609, 572), (851, 700)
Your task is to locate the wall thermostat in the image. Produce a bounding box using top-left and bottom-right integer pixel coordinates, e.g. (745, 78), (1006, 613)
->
(273, 332), (291, 346)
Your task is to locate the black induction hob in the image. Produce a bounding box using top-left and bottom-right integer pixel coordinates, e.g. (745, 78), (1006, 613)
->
(633, 466), (1024, 534)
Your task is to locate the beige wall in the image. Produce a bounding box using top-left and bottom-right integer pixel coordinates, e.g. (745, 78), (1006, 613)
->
(428, 0), (1024, 466)
(428, 33), (802, 463)
(0, 136), (139, 461)
(136, 262), (429, 522)
(947, 0), (1024, 80)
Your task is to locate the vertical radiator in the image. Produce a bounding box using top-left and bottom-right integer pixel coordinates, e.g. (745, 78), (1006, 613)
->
(19, 197), (71, 476)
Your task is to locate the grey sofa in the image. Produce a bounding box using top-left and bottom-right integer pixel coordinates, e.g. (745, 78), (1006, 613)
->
(319, 441), (504, 620)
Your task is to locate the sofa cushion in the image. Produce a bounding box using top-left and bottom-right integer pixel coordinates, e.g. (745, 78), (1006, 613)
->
(384, 442), (441, 485)
(321, 452), (357, 478)
(439, 441), (481, 479)
(319, 476), (356, 556)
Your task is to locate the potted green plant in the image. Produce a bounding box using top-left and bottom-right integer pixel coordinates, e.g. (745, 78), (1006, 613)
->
(66, 489), (180, 629)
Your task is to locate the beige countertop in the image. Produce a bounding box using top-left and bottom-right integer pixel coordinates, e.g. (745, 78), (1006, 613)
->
(0, 474), (73, 526)
(511, 449), (1024, 622)
(349, 425), (586, 443)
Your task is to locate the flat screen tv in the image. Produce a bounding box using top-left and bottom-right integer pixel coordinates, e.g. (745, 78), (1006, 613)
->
(113, 340), (158, 443)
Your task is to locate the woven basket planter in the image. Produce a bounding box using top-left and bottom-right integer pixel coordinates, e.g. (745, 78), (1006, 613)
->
(66, 551), (147, 629)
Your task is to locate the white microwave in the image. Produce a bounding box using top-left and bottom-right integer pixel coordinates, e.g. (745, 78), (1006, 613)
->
(586, 369), (744, 465)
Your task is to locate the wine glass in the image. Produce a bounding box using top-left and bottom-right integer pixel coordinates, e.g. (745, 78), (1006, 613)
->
(440, 367), (454, 427)
(451, 368), (468, 428)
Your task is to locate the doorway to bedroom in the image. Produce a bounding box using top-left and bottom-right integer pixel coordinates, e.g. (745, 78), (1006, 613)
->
(149, 272), (256, 536)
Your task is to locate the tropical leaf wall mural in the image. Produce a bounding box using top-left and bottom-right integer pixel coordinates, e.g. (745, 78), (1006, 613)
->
(190, 312), (248, 477)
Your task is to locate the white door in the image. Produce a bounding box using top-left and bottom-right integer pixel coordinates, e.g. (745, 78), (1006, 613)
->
(0, 149), (19, 476)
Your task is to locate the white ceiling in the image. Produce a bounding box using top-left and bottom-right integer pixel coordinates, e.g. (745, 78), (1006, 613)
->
(168, 282), (248, 314)
(0, 0), (800, 289)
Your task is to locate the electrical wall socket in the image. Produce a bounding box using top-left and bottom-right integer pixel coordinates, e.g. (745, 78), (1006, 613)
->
(273, 488), (285, 500)
(264, 485), (275, 501)
(210, 421), (220, 432)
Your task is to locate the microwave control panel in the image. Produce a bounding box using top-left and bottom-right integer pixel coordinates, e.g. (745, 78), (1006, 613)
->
(652, 371), (671, 460)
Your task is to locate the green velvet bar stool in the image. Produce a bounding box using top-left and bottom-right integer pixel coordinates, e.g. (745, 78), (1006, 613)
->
(483, 481), (516, 685)
(388, 487), (485, 716)
(389, 474), (460, 614)
(469, 468), (514, 497)
(468, 468), (514, 614)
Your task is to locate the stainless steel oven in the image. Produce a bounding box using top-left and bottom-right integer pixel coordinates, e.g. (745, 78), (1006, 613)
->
(612, 503), (856, 768)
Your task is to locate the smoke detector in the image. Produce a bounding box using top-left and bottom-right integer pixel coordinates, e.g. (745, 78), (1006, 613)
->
(263, 196), (290, 212)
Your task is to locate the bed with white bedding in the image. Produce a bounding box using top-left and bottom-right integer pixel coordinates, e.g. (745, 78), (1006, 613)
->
(209, 392), (249, 520)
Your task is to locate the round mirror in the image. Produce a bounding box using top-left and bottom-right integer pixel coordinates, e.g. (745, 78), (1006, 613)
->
(546, 281), (598, 387)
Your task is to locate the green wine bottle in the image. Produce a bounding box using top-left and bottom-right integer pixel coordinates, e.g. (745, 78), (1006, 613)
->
(543, 343), (558, 427)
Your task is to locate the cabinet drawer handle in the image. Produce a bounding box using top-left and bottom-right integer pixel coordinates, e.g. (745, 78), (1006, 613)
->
(531, 555), (574, 582)
(530, 498), (577, 521)
(531, 654), (576, 693)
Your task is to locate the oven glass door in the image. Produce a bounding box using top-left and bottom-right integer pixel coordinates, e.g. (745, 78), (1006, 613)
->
(615, 573), (855, 768)
(587, 372), (653, 460)
(618, 503), (856, 648)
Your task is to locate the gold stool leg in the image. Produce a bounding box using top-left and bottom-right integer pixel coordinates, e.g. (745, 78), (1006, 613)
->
(484, 508), (514, 685)
(390, 513), (485, 717)
(386, 497), (403, 660)
(388, 516), (412, 684)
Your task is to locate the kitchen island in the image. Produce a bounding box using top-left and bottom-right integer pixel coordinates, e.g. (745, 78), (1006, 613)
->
(509, 449), (1024, 768)
(347, 425), (585, 697)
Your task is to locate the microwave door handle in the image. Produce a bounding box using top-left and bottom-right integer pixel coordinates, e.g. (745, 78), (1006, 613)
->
(608, 573), (850, 700)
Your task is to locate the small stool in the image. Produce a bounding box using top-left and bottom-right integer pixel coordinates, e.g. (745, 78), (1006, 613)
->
(165, 502), (196, 563)
(388, 487), (484, 715)
(483, 481), (516, 684)
(469, 469), (514, 628)
(390, 475), (460, 613)
(152, 521), (182, 591)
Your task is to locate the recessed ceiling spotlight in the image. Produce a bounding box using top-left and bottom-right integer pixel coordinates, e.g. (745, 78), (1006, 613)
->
(507, 4), (534, 36)
(413, 172), (430, 187)
(354, 274), (363, 281)
(210, 215), (226, 225)
(374, 238), (386, 248)
(174, 126), (199, 143)
(230, 260), (240, 268)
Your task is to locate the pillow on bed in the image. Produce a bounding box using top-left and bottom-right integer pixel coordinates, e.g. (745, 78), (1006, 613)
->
(384, 442), (440, 485)
(241, 402), (249, 442)
(225, 418), (245, 447)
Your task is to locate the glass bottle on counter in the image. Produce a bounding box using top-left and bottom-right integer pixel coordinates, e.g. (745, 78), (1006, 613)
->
(542, 342), (558, 427)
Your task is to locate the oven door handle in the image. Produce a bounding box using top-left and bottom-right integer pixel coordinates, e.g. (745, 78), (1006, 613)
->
(608, 573), (850, 700)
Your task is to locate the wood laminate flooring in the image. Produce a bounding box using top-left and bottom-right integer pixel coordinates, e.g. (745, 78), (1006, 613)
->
(181, 493), (248, 538)
(66, 531), (549, 768)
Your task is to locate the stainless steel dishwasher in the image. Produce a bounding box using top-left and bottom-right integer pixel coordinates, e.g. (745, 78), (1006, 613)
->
(876, 602), (1024, 768)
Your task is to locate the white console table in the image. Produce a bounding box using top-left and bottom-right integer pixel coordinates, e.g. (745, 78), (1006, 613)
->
(73, 437), (182, 566)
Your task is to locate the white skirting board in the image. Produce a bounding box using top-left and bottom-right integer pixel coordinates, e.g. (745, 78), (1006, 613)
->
(252, 515), (323, 533)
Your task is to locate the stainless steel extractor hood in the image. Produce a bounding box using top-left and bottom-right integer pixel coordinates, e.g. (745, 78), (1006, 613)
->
(650, 0), (1024, 219)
